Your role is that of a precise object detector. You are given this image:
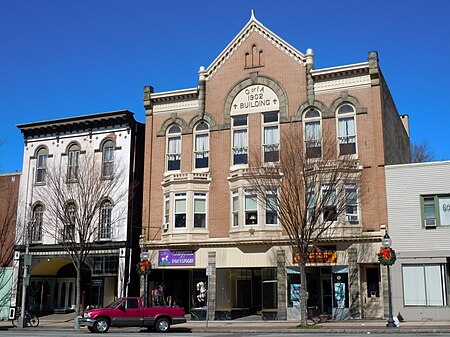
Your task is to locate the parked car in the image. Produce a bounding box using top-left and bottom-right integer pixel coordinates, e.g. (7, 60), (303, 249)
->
(78, 297), (186, 333)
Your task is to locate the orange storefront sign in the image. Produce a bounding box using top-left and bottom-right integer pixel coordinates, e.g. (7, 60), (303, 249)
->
(293, 251), (337, 264)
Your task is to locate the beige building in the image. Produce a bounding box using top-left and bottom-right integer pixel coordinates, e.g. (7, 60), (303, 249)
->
(141, 14), (410, 320)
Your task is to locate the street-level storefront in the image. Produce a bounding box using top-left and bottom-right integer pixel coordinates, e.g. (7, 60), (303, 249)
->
(10, 247), (131, 315)
(143, 240), (383, 320)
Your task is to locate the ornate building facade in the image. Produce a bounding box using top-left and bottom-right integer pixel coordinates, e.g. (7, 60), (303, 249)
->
(140, 14), (410, 320)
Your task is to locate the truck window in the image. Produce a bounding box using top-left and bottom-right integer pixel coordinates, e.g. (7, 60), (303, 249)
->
(125, 298), (139, 309)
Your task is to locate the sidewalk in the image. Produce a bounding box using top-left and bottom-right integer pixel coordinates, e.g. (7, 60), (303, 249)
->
(2, 314), (450, 334)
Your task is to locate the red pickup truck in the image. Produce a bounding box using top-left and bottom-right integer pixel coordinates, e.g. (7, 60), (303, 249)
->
(78, 297), (186, 333)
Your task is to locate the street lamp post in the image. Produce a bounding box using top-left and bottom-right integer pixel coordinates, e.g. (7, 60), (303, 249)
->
(140, 250), (149, 306)
(18, 220), (32, 328)
(382, 233), (396, 328)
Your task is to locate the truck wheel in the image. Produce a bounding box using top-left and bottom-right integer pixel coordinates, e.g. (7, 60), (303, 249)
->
(93, 318), (110, 333)
(155, 317), (170, 332)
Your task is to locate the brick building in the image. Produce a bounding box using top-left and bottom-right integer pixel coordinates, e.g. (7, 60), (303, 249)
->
(140, 14), (410, 320)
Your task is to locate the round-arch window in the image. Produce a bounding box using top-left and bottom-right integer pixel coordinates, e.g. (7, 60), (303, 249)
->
(195, 122), (209, 131)
(168, 125), (181, 134)
(338, 104), (355, 114)
(305, 109), (320, 119)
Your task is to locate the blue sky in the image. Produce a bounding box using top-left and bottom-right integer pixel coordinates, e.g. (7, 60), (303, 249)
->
(1, 0), (449, 173)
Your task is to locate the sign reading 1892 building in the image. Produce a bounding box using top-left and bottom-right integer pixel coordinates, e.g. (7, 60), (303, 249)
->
(231, 85), (279, 115)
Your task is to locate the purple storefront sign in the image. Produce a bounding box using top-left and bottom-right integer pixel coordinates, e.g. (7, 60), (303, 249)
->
(158, 250), (195, 266)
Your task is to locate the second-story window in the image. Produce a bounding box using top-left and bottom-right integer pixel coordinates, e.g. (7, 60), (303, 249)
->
(232, 191), (239, 227)
(245, 191), (258, 225)
(263, 112), (279, 162)
(345, 183), (359, 223)
(322, 183), (337, 222)
(337, 104), (357, 155)
(64, 202), (76, 241)
(102, 140), (114, 178)
(167, 125), (181, 171)
(35, 147), (48, 183)
(304, 109), (322, 159)
(194, 122), (209, 169)
(194, 193), (207, 228)
(265, 191), (278, 225)
(31, 204), (44, 243)
(67, 144), (80, 181)
(174, 193), (186, 228)
(99, 200), (113, 240)
(232, 116), (248, 165)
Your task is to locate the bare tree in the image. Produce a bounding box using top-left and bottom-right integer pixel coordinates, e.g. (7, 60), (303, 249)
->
(247, 124), (362, 326)
(411, 139), (436, 163)
(0, 174), (20, 317)
(35, 154), (127, 314)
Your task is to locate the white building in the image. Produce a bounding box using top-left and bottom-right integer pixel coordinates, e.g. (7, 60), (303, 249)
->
(385, 161), (450, 320)
(10, 110), (144, 314)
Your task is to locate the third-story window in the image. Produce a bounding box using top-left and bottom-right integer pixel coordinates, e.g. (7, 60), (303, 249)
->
(167, 125), (181, 171)
(245, 191), (258, 225)
(194, 122), (209, 169)
(67, 144), (80, 181)
(345, 183), (359, 223)
(102, 140), (114, 178)
(304, 109), (322, 158)
(194, 193), (207, 228)
(232, 116), (248, 165)
(337, 104), (357, 155)
(99, 200), (112, 239)
(174, 193), (186, 228)
(36, 147), (48, 183)
(263, 112), (279, 162)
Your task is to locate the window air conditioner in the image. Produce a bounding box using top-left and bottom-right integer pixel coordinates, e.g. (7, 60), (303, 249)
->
(424, 218), (437, 228)
(347, 214), (359, 222)
(162, 223), (169, 231)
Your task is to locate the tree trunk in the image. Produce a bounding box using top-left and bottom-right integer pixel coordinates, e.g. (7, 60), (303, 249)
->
(299, 260), (308, 326)
(76, 264), (81, 314)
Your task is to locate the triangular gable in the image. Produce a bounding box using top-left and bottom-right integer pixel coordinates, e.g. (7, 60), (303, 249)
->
(205, 11), (307, 80)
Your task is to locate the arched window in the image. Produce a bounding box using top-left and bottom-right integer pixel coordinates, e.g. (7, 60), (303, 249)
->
(262, 112), (279, 162)
(337, 104), (357, 155)
(31, 204), (44, 243)
(167, 125), (181, 171)
(304, 109), (322, 158)
(67, 144), (80, 181)
(63, 202), (76, 241)
(194, 122), (209, 169)
(99, 200), (113, 240)
(102, 140), (114, 177)
(35, 147), (48, 183)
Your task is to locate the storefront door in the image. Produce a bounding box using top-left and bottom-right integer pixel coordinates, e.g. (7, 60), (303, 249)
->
(361, 265), (383, 318)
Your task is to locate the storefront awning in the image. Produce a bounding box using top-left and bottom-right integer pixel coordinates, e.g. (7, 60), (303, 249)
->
(30, 258), (72, 276)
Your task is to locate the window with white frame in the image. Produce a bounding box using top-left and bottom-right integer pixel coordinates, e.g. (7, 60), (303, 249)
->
(337, 104), (357, 155)
(67, 144), (80, 181)
(167, 125), (181, 171)
(194, 193), (207, 228)
(245, 191), (258, 225)
(102, 140), (114, 178)
(174, 193), (186, 228)
(232, 116), (248, 165)
(322, 183), (337, 222)
(232, 191), (239, 227)
(304, 109), (322, 158)
(262, 112), (279, 162)
(99, 200), (112, 239)
(163, 195), (169, 230)
(31, 204), (43, 243)
(36, 147), (48, 183)
(402, 264), (448, 306)
(63, 202), (76, 241)
(265, 191), (278, 225)
(345, 183), (359, 223)
(194, 122), (209, 169)
(421, 194), (450, 228)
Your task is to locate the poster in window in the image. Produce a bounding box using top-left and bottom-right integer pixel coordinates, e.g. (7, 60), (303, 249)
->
(439, 197), (450, 226)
